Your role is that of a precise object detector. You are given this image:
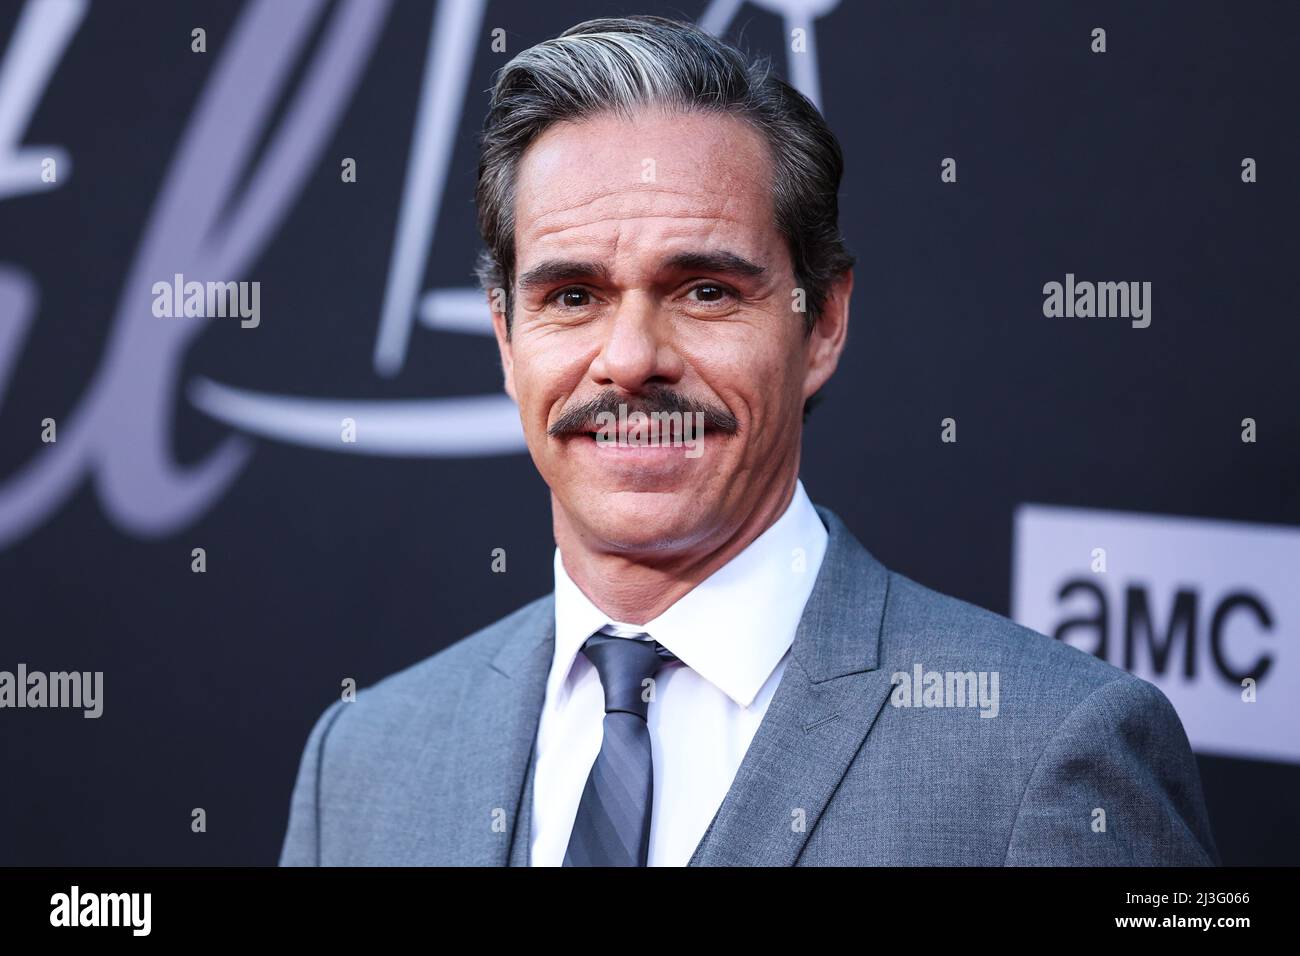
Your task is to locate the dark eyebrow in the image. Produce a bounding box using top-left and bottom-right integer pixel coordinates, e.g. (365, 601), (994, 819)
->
(515, 249), (766, 294)
(659, 250), (767, 279)
(516, 259), (610, 293)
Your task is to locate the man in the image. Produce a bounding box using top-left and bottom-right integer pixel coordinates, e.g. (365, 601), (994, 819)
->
(279, 15), (1218, 866)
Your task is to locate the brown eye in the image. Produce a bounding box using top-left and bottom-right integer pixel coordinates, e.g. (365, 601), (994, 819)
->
(554, 288), (590, 308)
(689, 284), (731, 304)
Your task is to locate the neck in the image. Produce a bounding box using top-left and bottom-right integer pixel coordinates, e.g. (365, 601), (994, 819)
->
(554, 474), (799, 625)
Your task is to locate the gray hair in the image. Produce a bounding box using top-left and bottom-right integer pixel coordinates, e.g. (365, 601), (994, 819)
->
(473, 14), (854, 341)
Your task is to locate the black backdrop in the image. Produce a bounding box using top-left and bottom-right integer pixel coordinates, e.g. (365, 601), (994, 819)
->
(0, 0), (1296, 865)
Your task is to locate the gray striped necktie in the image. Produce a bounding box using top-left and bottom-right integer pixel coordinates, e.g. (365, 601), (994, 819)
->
(563, 632), (677, 867)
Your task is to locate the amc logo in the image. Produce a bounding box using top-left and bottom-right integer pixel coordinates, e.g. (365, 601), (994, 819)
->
(1050, 581), (1272, 686)
(1013, 504), (1299, 765)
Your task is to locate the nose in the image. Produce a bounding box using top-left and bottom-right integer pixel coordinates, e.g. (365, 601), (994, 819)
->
(587, 293), (685, 392)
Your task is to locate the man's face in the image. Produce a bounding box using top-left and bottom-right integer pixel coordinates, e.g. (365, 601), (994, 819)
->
(492, 106), (848, 557)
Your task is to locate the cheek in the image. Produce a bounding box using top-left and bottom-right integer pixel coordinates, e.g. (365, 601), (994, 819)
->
(511, 338), (589, 427)
(685, 324), (802, 415)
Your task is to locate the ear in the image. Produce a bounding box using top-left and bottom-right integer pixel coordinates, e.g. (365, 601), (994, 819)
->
(802, 268), (853, 403)
(489, 291), (517, 403)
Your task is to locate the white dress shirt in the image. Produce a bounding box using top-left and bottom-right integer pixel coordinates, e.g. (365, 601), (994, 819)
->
(530, 479), (829, 866)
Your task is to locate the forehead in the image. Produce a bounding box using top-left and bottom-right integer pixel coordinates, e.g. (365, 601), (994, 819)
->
(512, 107), (781, 272)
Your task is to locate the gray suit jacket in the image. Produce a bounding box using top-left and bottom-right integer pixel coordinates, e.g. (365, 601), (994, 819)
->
(279, 505), (1219, 866)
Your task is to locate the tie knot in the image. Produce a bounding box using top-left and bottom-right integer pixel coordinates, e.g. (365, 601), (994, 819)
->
(581, 633), (676, 719)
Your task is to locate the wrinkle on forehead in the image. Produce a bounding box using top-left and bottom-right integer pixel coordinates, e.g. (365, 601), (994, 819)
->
(524, 208), (776, 278)
(531, 182), (742, 216)
(514, 108), (778, 263)
(529, 206), (754, 247)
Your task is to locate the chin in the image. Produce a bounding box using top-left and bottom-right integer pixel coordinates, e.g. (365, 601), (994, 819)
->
(574, 488), (718, 555)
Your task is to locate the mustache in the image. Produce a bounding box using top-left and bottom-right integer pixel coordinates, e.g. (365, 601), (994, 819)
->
(547, 387), (740, 437)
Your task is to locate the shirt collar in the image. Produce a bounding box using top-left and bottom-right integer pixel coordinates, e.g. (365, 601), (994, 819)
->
(550, 479), (829, 709)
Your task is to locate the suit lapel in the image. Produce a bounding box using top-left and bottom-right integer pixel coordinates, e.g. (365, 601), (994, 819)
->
(688, 506), (894, 866)
(433, 595), (552, 866)
(508, 739), (540, 866)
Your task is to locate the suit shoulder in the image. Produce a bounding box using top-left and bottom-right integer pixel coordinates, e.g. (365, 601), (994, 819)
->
(880, 568), (1135, 708)
(362, 591), (553, 705)
(308, 592), (552, 748)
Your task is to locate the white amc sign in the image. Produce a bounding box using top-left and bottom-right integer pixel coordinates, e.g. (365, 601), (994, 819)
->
(1012, 504), (1299, 765)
